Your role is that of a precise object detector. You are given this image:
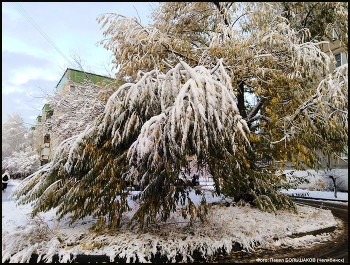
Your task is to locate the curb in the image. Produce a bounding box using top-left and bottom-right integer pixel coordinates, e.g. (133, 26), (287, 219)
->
(289, 226), (337, 238)
(291, 196), (348, 203)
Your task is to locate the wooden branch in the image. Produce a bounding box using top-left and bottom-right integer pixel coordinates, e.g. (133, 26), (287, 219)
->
(302, 3), (318, 28)
(212, 2), (230, 27)
(247, 99), (265, 120)
(248, 115), (270, 123)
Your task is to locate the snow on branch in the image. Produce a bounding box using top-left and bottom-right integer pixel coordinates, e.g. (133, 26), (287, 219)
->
(127, 60), (250, 171)
(15, 60), (252, 229)
(272, 64), (348, 145)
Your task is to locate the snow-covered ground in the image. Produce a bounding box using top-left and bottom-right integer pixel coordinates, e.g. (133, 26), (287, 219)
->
(2, 179), (341, 263)
(283, 169), (348, 192)
(279, 169), (348, 201)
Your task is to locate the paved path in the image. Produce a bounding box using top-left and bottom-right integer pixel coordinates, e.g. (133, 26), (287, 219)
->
(2, 181), (18, 201)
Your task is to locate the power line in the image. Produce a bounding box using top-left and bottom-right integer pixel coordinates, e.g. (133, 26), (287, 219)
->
(11, 2), (74, 67)
(11, 3), (102, 84)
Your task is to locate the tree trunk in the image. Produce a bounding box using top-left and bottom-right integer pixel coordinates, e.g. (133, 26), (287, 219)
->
(329, 176), (337, 198)
(237, 82), (247, 119)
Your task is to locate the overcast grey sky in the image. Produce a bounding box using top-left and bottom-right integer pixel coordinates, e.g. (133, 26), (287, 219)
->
(2, 2), (158, 126)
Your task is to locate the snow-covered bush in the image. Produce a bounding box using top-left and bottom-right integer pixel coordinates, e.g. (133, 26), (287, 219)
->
(2, 113), (28, 162)
(2, 215), (60, 263)
(2, 203), (338, 263)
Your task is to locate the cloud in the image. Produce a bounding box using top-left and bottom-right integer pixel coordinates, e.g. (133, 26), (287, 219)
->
(2, 90), (46, 126)
(12, 72), (40, 86)
(2, 50), (55, 73)
(2, 86), (22, 95)
(2, 2), (159, 126)
(2, 50), (60, 95)
(3, 72), (58, 95)
(2, 2), (22, 21)
(12, 71), (57, 86)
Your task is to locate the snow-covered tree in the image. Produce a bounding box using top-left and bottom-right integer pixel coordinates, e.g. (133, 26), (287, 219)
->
(2, 113), (28, 161)
(275, 2), (348, 47)
(96, 2), (347, 170)
(46, 79), (117, 146)
(2, 113), (40, 176)
(2, 146), (40, 178)
(16, 60), (295, 230)
(15, 2), (348, 230)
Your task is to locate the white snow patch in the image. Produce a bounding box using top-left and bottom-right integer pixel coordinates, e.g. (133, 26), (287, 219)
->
(282, 169), (348, 192)
(281, 189), (348, 201)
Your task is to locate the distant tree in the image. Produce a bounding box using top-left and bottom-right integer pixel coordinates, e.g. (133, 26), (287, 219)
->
(2, 113), (28, 161)
(16, 2), (348, 230)
(2, 146), (40, 178)
(2, 113), (40, 176)
(277, 2), (348, 48)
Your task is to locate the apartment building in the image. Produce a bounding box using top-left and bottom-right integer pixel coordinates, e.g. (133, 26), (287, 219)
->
(323, 28), (348, 167)
(33, 68), (115, 165)
(322, 29), (348, 71)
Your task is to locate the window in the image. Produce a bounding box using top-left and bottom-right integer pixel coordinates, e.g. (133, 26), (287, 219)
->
(46, 121), (52, 131)
(44, 134), (50, 143)
(332, 29), (339, 40)
(335, 53), (342, 68)
(46, 110), (53, 119)
(335, 52), (348, 68)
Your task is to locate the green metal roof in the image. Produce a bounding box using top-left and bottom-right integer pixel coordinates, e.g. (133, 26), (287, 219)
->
(42, 104), (53, 112)
(55, 68), (116, 92)
(69, 69), (114, 85)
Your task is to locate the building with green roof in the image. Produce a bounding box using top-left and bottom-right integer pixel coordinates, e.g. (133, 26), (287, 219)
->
(56, 68), (115, 93)
(33, 68), (116, 165)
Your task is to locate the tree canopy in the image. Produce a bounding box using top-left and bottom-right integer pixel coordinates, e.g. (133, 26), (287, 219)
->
(15, 2), (348, 230)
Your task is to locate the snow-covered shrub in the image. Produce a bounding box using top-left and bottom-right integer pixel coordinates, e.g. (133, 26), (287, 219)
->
(2, 113), (40, 177)
(2, 113), (29, 163)
(2, 203), (338, 263)
(2, 215), (60, 263)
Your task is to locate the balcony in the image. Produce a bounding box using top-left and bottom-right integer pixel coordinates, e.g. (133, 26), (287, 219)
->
(41, 147), (50, 158)
(41, 155), (49, 160)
